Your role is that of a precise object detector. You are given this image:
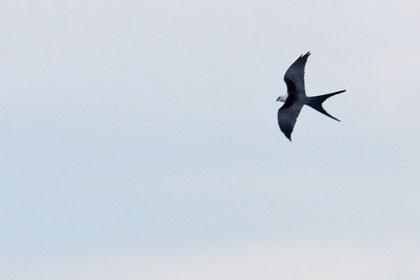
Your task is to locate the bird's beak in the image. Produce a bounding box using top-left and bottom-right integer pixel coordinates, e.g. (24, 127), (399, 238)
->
(276, 96), (281, 102)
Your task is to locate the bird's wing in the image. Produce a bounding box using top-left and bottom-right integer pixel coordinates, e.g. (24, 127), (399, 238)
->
(277, 101), (304, 141)
(283, 52), (311, 99)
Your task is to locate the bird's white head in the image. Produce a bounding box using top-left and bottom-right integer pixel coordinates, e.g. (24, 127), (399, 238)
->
(276, 93), (288, 102)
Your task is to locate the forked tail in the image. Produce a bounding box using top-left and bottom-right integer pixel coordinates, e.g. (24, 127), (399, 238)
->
(306, 90), (346, 121)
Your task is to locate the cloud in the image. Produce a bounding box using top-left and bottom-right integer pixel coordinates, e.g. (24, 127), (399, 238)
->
(2, 240), (420, 280)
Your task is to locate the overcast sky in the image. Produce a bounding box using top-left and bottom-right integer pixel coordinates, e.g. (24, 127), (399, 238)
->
(1, 0), (420, 279)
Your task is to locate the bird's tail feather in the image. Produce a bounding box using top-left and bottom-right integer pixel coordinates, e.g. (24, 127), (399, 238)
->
(306, 90), (345, 121)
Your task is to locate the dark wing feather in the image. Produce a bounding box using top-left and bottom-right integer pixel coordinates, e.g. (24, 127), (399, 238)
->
(283, 52), (311, 99)
(277, 101), (304, 141)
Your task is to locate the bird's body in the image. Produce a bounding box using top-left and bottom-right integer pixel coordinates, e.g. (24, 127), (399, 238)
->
(276, 52), (345, 141)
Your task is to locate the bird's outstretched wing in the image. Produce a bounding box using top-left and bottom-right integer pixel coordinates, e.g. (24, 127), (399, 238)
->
(277, 101), (304, 141)
(283, 52), (311, 99)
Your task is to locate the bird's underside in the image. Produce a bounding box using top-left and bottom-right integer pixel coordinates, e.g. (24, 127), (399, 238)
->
(277, 52), (345, 141)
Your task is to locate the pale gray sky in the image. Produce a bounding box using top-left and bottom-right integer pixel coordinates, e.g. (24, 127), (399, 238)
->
(1, 0), (420, 279)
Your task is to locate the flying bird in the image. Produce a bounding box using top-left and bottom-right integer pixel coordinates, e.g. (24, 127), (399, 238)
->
(276, 52), (345, 141)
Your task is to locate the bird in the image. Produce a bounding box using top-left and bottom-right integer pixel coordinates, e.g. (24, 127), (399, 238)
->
(276, 52), (345, 141)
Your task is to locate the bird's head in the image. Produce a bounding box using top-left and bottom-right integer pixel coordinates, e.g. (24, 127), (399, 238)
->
(276, 93), (288, 102)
